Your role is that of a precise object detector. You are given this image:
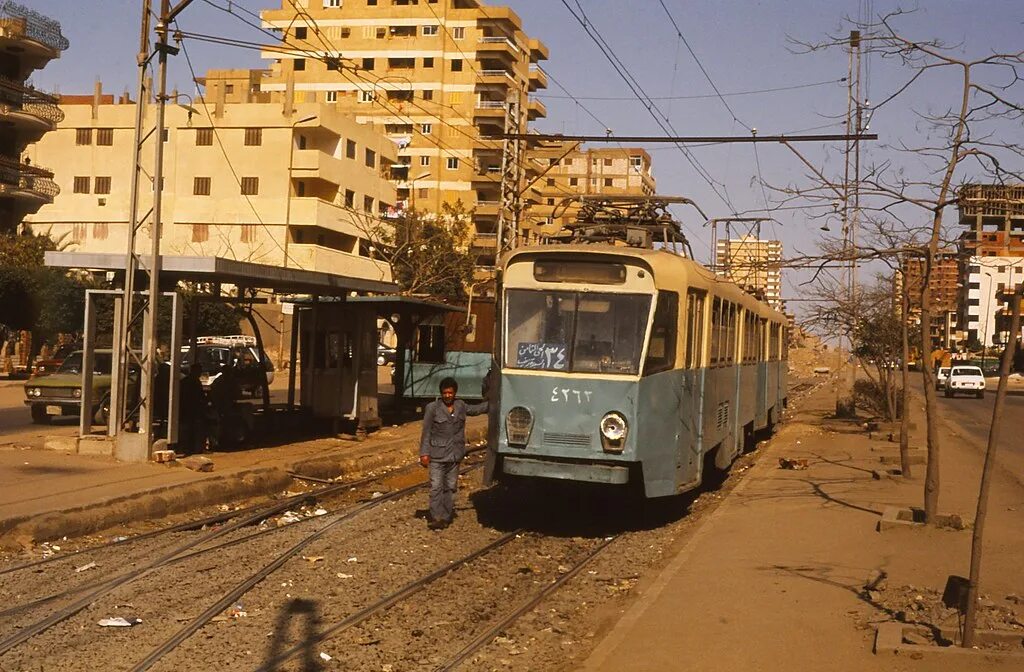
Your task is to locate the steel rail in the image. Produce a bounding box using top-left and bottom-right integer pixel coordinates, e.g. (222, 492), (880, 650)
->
(252, 529), (523, 672)
(0, 465), (410, 577)
(434, 535), (619, 671)
(128, 477), (433, 672)
(0, 466), (424, 656)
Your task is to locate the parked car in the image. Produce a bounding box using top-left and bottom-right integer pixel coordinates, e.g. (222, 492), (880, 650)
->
(935, 366), (951, 390)
(24, 350), (119, 424)
(945, 366), (986, 398)
(30, 341), (80, 378)
(180, 338), (273, 397)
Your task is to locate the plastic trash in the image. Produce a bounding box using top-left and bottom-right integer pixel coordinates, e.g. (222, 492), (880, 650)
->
(98, 617), (142, 627)
(319, 652), (332, 662)
(75, 562), (97, 573)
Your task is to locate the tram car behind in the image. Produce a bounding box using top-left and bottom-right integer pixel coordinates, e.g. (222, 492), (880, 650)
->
(490, 246), (787, 498)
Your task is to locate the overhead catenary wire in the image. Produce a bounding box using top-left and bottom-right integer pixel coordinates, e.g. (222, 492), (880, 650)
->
(535, 77), (846, 101)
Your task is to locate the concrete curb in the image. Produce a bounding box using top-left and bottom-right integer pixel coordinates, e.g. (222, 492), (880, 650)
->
(0, 423), (487, 548)
(874, 622), (1024, 660)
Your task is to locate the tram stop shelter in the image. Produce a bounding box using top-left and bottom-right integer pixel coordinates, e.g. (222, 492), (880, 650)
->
(44, 251), (408, 462)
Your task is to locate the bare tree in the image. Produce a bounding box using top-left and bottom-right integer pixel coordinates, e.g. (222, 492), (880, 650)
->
(787, 10), (1024, 523)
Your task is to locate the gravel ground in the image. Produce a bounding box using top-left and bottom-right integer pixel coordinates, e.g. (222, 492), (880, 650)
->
(0, 381), (816, 672)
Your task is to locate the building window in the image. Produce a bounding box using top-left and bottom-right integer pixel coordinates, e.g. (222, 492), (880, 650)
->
(73, 176), (90, 193)
(420, 156), (430, 166)
(340, 27), (351, 38)
(75, 128), (92, 145)
(345, 189), (355, 208)
(361, 57), (375, 71)
(196, 128), (213, 146)
(359, 90), (375, 103)
(96, 128), (113, 146)
(375, 27), (386, 38)
(421, 123), (432, 134)
(93, 223), (108, 239)
(447, 91), (463, 105)
(367, 0), (376, 4)
(346, 139), (356, 158)
(240, 224), (257, 243)
(364, 195), (374, 212)
(422, 89), (434, 100)
(446, 157), (459, 170)
(323, 0), (341, 6)
(630, 156), (643, 170)
(422, 25), (438, 36)
(194, 176), (211, 196)
(604, 158), (613, 166)
(244, 128), (262, 146)
(240, 177), (259, 195)
(293, 58), (306, 71)
(452, 26), (466, 39)
(564, 158), (573, 166)
(94, 176), (111, 194)
(451, 59), (463, 72)
(365, 148), (376, 168)
(326, 90), (338, 103)
(546, 198), (554, 205)
(295, 26), (308, 40)
(604, 178), (613, 187)
(569, 177), (578, 187)
(546, 178), (554, 186)
(162, 128), (169, 142)
(192, 224), (209, 243)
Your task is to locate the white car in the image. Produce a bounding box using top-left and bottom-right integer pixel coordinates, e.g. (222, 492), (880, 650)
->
(945, 366), (986, 398)
(935, 366), (951, 390)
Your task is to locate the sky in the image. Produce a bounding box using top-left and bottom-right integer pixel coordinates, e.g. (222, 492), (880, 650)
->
(23, 0), (1024, 311)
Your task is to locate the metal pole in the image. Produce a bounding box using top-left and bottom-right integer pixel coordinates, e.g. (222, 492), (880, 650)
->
(139, 0), (172, 448)
(114, 0), (152, 431)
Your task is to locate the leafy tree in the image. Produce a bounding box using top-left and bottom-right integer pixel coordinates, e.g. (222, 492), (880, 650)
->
(360, 201), (476, 300)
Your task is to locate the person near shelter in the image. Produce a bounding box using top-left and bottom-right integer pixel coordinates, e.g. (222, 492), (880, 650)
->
(178, 363), (207, 454)
(419, 377), (488, 530)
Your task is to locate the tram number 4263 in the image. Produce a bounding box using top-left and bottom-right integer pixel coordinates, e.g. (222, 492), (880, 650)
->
(551, 387), (593, 404)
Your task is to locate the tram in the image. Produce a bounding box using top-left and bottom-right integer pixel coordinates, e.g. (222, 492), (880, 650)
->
(488, 201), (787, 498)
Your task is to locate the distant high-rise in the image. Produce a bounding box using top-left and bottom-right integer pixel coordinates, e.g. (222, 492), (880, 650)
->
(0, 1), (67, 233)
(714, 236), (783, 309)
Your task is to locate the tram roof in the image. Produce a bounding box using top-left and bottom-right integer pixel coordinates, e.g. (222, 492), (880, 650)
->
(505, 244), (787, 322)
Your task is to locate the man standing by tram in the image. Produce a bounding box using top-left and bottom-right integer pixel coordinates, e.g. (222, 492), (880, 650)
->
(419, 377), (488, 530)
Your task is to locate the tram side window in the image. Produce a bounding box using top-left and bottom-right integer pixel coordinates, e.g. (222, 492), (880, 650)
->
(769, 323), (780, 361)
(685, 290), (706, 369)
(758, 318), (768, 362)
(644, 291), (678, 376)
(725, 302), (737, 365)
(710, 297), (722, 366)
(741, 311), (756, 363)
(782, 326), (789, 360)
(416, 324), (446, 363)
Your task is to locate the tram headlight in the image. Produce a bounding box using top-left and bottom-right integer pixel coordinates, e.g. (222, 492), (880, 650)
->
(599, 411), (628, 451)
(505, 406), (533, 447)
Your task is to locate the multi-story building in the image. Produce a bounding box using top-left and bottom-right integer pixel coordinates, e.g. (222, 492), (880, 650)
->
(0, 1), (67, 233)
(714, 236), (783, 309)
(521, 142), (656, 241)
(961, 256), (1024, 348)
(25, 88), (396, 281)
(904, 252), (959, 350)
(254, 0), (549, 271)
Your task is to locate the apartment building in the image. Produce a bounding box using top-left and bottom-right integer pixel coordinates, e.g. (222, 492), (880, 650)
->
(255, 0), (549, 269)
(714, 236), (783, 310)
(904, 253), (959, 350)
(521, 142), (656, 241)
(24, 90), (396, 281)
(961, 256), (1024, 348)
(0, 1), (67, 233)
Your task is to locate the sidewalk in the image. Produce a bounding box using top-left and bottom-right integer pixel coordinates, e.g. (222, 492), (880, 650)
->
(0, 415), (486, 548)
(584, 379), (1024, 671)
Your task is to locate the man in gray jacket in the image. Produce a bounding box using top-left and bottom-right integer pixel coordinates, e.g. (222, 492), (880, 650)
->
(419, 377), (488, 530)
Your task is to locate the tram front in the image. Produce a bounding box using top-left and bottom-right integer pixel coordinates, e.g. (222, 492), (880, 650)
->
(492, 249), (670, 494)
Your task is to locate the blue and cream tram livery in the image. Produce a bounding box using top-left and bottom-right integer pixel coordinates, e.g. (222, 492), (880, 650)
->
(492, 246), (787, 498)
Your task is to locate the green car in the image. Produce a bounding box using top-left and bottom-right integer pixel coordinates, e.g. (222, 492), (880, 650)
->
(24, 350), (115, 425)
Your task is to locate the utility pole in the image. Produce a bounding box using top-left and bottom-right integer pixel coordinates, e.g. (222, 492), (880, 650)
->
(496, 94), (523, 266)
(113, 0), (192, 456)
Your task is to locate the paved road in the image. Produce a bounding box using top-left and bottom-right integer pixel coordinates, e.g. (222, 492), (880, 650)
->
(931, 381), (1024, 479)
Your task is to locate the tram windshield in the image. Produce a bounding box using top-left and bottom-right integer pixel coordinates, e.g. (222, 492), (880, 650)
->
(504, 289), (652, 375)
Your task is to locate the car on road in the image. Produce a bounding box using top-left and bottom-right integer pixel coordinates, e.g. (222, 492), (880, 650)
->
(180, 338), (273, 397)
(945, 365), (986, 398)
(23, 350), (116, 424)
(935, 366), (951, 390)
(30, 341), (80, 378)
(377, 344), (397, 367)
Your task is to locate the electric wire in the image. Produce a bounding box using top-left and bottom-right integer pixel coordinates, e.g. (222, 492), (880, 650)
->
(535, 78), (846, 101)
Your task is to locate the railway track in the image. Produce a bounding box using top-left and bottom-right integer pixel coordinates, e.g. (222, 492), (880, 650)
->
(0, 462), (482, 659)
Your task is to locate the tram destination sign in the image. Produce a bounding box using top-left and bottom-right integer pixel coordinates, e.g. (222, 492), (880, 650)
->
(517, 343), (568, 370)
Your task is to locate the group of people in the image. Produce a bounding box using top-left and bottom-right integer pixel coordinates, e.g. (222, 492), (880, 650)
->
(175, 362), (247, 454)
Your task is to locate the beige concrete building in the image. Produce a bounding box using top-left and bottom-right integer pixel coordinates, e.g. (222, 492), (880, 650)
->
(522, 142), (656, 240)
(714, 236), (783, 309)
(24, 90), (396, 281)
(251, 0), (549, 269)
(0, 1), (68, 233)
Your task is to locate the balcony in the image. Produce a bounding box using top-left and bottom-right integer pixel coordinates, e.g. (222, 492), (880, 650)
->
(0, 3), (69, 64)
(474, 99), (506, 119)
(528, 38), (549, 62)
(288, 243), (393, 281)
(477, 36), (520, 61)
(289, 197), (383, 240)
(528, 65), (548, 91)
(0, 76), (61, 137)
(475, 200), (500, 216)
(479, 69), (514, 87)
(471, 233), (498, 251)
(0, 155), (58, 203)
(527, 98), (547, 120)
